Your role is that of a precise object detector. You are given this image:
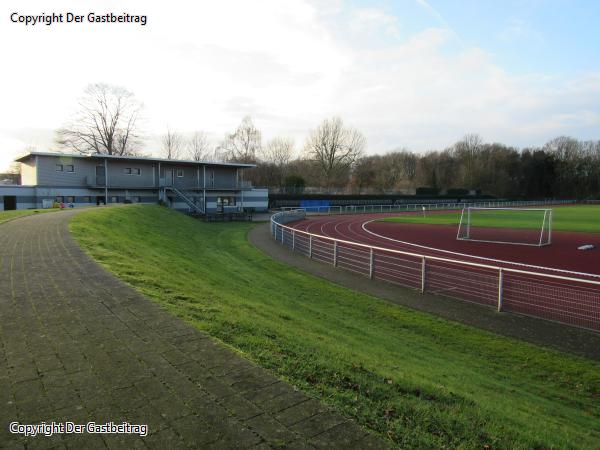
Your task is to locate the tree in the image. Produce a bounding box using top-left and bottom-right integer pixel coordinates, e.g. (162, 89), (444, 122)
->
(258, 137), (295, 190)
(283, 174), (306, 194)
(304, 117), (365, 188)
(351, 156), (376, 194)
(221, 116), (261, 163)
(453, 133), (483, 189)
(161, 127), (184, 160)
(261, 137), (295, 166)
(7, 161), (21, 175)
(187, 131), (211, 161)
(56, 83), (143, 155)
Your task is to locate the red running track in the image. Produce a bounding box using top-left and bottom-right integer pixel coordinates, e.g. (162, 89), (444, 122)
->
(284, 213), (600, 331)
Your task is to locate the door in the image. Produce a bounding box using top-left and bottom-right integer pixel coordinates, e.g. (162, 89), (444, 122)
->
(96, 165), (106, 185)
(3, 196), (16, 210)
(165, 169), (173, 187)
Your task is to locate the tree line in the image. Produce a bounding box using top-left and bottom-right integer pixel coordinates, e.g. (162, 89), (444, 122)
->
(54, 83), (600, 199)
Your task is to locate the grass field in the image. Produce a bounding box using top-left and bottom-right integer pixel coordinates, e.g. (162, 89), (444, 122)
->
(70, 205), (600, 449)
(0, 208), (61, 224)
(381, 205), (600, 233)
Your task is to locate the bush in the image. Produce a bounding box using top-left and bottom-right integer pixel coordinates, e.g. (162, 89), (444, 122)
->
(416, 187), (439, 196)
(283, 175), (306, 194)
(446, 188), (469, 196)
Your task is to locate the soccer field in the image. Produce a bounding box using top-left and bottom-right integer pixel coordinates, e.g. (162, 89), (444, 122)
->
(381, 205), (600, 233)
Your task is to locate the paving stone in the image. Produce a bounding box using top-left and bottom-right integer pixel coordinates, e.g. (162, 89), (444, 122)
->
(198, 376), (239, 399)
(262, 391), (311, 415)
(134, 377), (171, 401)
(275, 399), (325, 427)
(171, 414), (222, 447)
(0, 211), (385, 450)
(143, 427), (187, 450)
(218, 394), (264, 420)
(150, 395), (192, 422)
(308, 420), (372, 448)
(246, 413), (300, 445)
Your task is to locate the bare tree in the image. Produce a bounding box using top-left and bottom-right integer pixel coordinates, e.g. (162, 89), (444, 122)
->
(7, 160), (21, 173)
(221, 116), (261, 163)
(187, 131), (211, 161)
(453, 133), (483, 189)
(304, 117), (365, 187)
(352, 156), (376, 194)
(261, 137), (295, 166)
(56, 83), (144, 155)
(161, 127), (184, 160)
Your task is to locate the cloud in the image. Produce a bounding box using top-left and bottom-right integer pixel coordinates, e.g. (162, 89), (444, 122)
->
(498, 18), (543, 43)
(0, 0), (599, 171)
(414, 0), (463, 46)
(331, 27), (600, 150)
(349, 8), (401, 39)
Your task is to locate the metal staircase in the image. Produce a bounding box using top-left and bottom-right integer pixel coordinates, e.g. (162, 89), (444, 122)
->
(167, 187), (205, 215)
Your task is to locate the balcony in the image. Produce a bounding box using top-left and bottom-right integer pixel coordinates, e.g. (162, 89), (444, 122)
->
(86, 175), (105, 187)
(160, 178), (253, 190)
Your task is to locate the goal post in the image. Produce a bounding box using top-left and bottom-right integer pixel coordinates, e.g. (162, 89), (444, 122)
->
(456, 207), (552, 246)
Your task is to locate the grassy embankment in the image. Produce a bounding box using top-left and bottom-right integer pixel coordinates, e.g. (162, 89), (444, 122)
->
(70, 205), (600, 449)
(0, 208), (62, 225)
(380, 205), (600, 233)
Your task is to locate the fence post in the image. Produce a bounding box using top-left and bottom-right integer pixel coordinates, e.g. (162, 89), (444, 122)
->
(292, 230), (295, 250)
(497, 269), (504, 312)
(421, 256), (426, 293)
(333, 241), (338, 267)
(309, 235), (312, 258)
(281, 226), (284, 244)
(369, 248), (374, 278)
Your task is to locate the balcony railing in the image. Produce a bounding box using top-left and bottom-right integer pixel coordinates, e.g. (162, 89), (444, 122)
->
(88, 175), (252, 190)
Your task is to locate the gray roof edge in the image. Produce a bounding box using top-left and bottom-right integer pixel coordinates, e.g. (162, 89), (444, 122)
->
(14, 151), (256, 168)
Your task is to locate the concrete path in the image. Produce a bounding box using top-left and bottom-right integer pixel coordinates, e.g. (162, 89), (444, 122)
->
(0, 211), (385, 449)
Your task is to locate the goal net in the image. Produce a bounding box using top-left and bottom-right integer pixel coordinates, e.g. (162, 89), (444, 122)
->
(456, 207), (552, 246)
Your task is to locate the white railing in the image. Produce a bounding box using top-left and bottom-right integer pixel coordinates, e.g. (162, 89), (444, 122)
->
(280, 199), (575, 215)
(270, 209), (600, 332)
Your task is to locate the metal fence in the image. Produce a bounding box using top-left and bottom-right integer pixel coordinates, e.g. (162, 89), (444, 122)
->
(270, 209), (600, 332)
(281, 199), (575, 215)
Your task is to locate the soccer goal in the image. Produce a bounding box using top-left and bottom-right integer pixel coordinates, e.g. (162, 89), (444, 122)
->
(456, 207), (552, 246)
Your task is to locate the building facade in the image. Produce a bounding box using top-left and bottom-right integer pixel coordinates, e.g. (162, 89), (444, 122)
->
(0, 152), (268, 213)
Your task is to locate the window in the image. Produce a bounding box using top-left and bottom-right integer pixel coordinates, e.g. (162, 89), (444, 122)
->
(67, 196), (75, 203)
(217, 196), (236, 206)
(133, 168), (141, 175)
(81, 196), (91, 203)
(134, 196), (142, 203)
(55, 164), (63, 171)
(55, 196), (64, 203)
(177, 170), (184, 178)
(66, 165), (74, 173)
(124, 168), (132, 175)
(111, 196), (119, 203)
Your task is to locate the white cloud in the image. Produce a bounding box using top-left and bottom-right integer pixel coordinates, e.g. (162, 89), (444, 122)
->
(498, 18), (543, 43)
(0, 0), (599, 171)
(349, 8), (401, 39)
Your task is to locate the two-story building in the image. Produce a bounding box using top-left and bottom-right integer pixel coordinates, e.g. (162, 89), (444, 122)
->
(0, 152), (268, 213)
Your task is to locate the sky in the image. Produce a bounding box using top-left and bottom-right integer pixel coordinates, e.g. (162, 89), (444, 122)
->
(1, 0), (599, 170)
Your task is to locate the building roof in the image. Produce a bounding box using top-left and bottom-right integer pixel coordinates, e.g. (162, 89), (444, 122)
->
(15, 151), (256, 168)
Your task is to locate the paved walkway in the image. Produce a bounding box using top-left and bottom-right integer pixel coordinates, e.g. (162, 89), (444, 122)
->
(0, 211), (385, 449)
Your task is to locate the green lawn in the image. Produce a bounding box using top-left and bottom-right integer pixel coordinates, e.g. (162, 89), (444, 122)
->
(70, 205), (600, 449)
(0, 208), (62, 224)
(381, 205), (600, 233)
